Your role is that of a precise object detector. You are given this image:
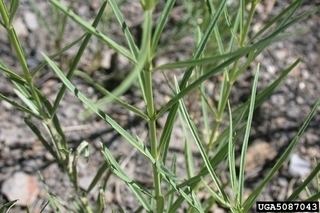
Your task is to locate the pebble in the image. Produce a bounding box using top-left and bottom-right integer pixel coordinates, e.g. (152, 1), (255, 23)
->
(13, 18), (28, 37)
(23, 12), (38, 31)
(289, 153), (311, 178)
(245, 141), (277, 173)
(1, 172), (40, 206)
(100, 51), (113, 69)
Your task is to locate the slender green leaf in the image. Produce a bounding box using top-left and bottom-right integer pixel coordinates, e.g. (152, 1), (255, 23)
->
(238, 64), (260, 204)
(31, 34), (86, 75)
(201, 179), (230, 208)
(0, 60), (26, 84)
(184, 140), (194, 179)
(92, 0), (149, 115)
(101, 144), (152, 211)
(49, 0), (134, 62)
(97, 188), (106, 213)
(157, 54), (243, 118)
(94, 38), (149, 108)
(43, 54), (154, 162)
(227, 101), (237, 192)
(166, 155), (177, 213)
(233, 60), (299, 122)
(243, 100), (320, 211)
(93, 8), (153, 109)
(87, 162), (109, 193)
(306, 192), (320, 201)
(9, 0), (19, 23)
(169, 61), (297, 210)
(154, 47), (249, 71)
(13, 88), (39, 115)
(24, 119), (58, 160)
(251, 0), (302, 40)
(0, 200), (17, 213)
(159, 0), (227, 163)
(108, 0), (139, 57)
(0, 92), (40, 119)
(151, 0), (176, 53)
(175, 78), (229, 203)
(75, 71), (148, 120)
(287, 163), (320, 201)
(52, 0), (108, 115)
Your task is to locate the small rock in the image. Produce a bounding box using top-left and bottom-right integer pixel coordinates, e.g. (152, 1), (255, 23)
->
(117, 54), (130, 70)
(274, 49), (288, 60)
(100, 51), (113, 69)
(246, 141), (277, 173)
(13, 18), (28, 37)
(105, 190), (113, 203)
(2, 100), (13, 110)
(24, 12), (38, 31)
(155, 57), (170, 67)
(289, 154), (311, 178)
(78, 175), (93, 191)
(1, 172), (40, 206)
(90, 0), (100, 10)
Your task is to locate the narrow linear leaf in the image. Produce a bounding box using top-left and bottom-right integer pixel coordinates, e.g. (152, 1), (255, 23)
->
(306, 192), (320, 201)
(24, 119), (58, 160)
(0, 92), (40, 119)
(176, 79), (229, 203)
(0, 200), (17, 213)
(31, 34), (86, 75)
(52, 0), (108, 115)
(101, 145), (152, 211)
(108, 0), (139, 57)
(46, 55), (199, 209)
(238, 64), (260, 204)
(201, 179), (230, 208)
(0, 60), (26, 83)
(87, 163), (109, 193)
(43, 54), (154, 162)
(157, 54), (243, 118)
(92, 8), (153, 110)
(14, 88), (39, 115)
(287, 163), (320, 201)
(9, 0), (19, 23)
(76, 71), (148, 120)
(151, 0), (176, 53)
(227, 101), (237, 192)
(169, 61), (298, 210)
(49, 0), (134, 62)
(166, 155), (177, 213)
(159, 0), (227, 163)
(94, 0), (149, 115)
(252, 0), (302, 40)
(243, 100), (320, 211)
(158, 22), (301, 118)
(154, 47), (247, 71)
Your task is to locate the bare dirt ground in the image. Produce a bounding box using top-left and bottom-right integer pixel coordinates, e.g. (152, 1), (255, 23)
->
(0, 0), (319, 212)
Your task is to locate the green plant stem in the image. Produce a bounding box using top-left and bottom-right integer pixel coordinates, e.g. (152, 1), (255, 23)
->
(143, 10), (163, 212)
(147, 65), (162, 209)
(208, 70), (233, 149)
(51, 0), (107, 116)
(44, 120), (65, 163)
(0, 0), (43, 115)
(208, 1), (258, 149)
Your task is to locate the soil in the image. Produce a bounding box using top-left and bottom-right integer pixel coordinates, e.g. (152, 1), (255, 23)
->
(0, 0), (319, 212)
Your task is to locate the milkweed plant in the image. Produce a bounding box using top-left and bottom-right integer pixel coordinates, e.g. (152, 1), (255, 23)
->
(0, 0), (319, 212)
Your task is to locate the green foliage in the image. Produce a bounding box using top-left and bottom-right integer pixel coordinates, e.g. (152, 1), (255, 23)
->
(0, 0), (318, 212)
